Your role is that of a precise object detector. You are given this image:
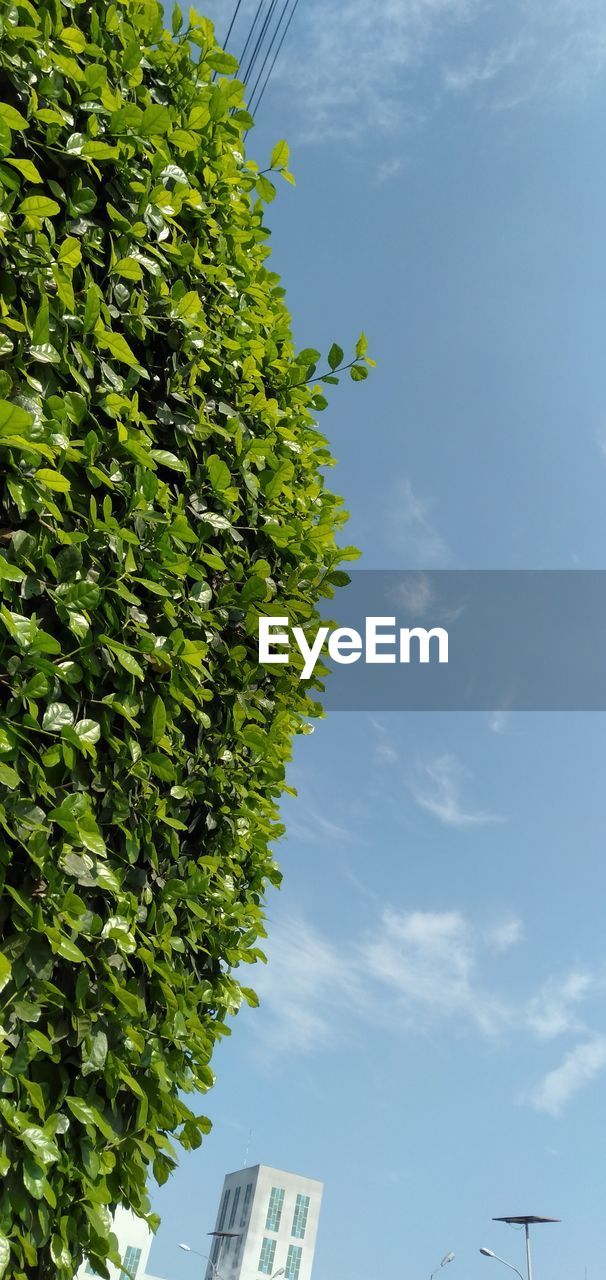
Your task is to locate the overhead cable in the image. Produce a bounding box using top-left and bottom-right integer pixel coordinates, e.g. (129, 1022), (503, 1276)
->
(249, 0), (301, 116)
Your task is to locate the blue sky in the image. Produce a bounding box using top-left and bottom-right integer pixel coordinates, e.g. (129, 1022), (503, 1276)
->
(152, 4), (606, 1279)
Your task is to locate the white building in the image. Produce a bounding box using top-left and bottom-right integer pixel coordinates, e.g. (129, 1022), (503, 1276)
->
(204, 1164), (323, 1280)
(75, 1206), (162, 1280)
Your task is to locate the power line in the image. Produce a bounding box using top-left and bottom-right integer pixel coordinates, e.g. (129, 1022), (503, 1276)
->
(223, 0), (244, 51)
(237, 0), (265, 72)
(250, 0), (301, 116)
(241, 0), (279, 86)
(247, 0), (291, 111)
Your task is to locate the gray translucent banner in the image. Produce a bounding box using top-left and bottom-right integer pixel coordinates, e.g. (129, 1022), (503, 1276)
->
(292, 571), (606, 710)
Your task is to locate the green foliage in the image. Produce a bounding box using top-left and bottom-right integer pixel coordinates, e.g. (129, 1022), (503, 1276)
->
(0, 0), (371, 1276)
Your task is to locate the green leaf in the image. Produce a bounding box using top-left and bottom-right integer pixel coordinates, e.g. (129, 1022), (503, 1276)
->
(35, 468), (71, 491)
(355, 331), (368, 358)
(18, 195), (60, 217)
(56, 936), (86, 962)
(150, 450), (187, 471)
(110, 104), (143, 133)
(150, 695), (166, 743)
(56, 545), (83, 581)
(0, 762), (19, 788)
(21, 1127), (59, 1166)
(270, 138), (289, 169)
(0, 102), (29, 129)
(173, 290), (201, 319)
(207, 453), (231, 492)
(146, 752), (176, 781)
(0, 1233), (9, 1279)
(5, 157), (42, 182)
(160, 163), (188, 185)
(30, 343), (61, 364)
(139, 104), (172, 136)
(0, 400), (33, 436)
(61, 25), (87, 52)
(62, 580), (100, 608)
(66, 1096), (114, 1140)
(113, 257), (144, 281)
(97, 329), (139, 367)
(77, 812), (106, 854)
(74, 718), (101, 744)
(82, 140), (120, 160)
(170, 127), (199, 152)
(115, 650), (144, 678)
(0, 558), (25, 581)
(350, 363), (368, 381)
(327, 342), (344, 371)
(83, 285), (102, 333)
(256, 174), (276, 203)
(42, 702), (74, 732)
(58, 236), (82, 268)
(0, 953), (11, 995)
(82, 1029), (108, 1075)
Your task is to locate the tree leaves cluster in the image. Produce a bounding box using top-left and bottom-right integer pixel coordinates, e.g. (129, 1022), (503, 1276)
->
(0, 0), (371, 1276)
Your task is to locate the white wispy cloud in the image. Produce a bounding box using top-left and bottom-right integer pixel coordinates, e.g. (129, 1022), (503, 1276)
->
(485, 916), (524, 951)
(363, 907), (507, 1033)
(375, 155), (408, 184)
(390, 479), (449, 567)
(251, 915), (365, 1055)
(409, 753), (503, 827)
(214, 0), (606, 148)
(278, 0), (479, 142)
(525, 970), (596, 1040)
(443, 39), (529, 94)
(371, 718), (400, 765)
(488, 711), (511, 735)
(527, 1036), (606, 1115)
(286, 806), (358, 845)
(252, 906), (508, 1058)
(251, 906), (606, 1114)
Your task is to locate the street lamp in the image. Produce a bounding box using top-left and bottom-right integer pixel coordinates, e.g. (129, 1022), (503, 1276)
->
(430, 1253), (455, 1280)
(480, 1216), (560, 1280)
(177, 1242), (282, 1280)
(178, 1244), (225, 1280)
(480, 1248), (524, 1280)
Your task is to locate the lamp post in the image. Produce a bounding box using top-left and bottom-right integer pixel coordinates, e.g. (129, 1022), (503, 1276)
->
(430, 1253), (455, 1280)
(178, 1244), (285, 1280)
(480, 1248), (524, 1280)
(178, 1244), (226, 1280)
(480, 1215), (560, 1280)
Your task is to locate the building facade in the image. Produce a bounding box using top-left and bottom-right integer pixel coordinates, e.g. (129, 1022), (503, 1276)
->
(74, 1206), (162, 1280)
(205, 1165), (323, 1280)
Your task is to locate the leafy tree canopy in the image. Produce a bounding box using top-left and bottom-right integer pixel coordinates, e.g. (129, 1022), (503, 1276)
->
(0, 0), (371, 1275)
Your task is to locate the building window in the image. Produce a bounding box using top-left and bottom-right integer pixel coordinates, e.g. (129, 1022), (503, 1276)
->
(285, 1246), (302, 1280)
(291, 1195), (310, 1240)
(259, 1238), (277, 1275)
(229, 1186), (241, 1229)
(240, 1182), (253, 1227)
(120, 1246), (142, 1280)
(218, 1189), (231, 1232)
(265, 1187), (285, 1232)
